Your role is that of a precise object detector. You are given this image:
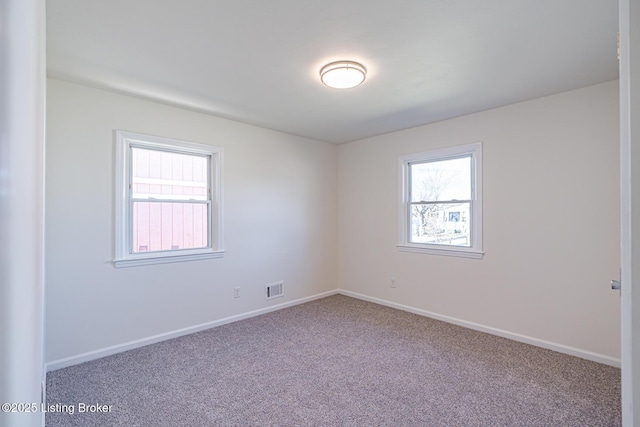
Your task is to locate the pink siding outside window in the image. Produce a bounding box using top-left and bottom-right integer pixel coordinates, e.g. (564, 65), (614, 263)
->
(131, 147), (209, 253)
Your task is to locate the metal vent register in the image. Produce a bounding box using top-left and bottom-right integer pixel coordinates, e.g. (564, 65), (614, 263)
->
(266, 281), (284, 300)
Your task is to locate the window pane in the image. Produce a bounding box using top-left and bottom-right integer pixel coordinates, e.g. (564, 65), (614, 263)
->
(409, 202), (470, 247)
(410, 156), (471, 202)
(131, 147), (208, 201)
(132, 202), (209, 253)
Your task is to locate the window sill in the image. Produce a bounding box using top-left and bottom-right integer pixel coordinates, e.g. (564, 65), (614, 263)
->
(397, 244), (483, 259)
(113, 250), (225, 268)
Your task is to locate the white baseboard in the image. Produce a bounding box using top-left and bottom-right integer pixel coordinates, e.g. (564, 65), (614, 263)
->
(46, 288), (620, 372)
(338, 289), (621, 368)
(41, 377), (46, 427)
(45, 289), (339, 372)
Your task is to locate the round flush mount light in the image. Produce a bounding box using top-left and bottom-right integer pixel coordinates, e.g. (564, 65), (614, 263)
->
(320, 61), (367, 89)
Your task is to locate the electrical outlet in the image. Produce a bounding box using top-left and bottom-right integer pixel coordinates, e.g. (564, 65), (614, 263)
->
(391, 277), (396, 288)
(233, 287), (240, 298)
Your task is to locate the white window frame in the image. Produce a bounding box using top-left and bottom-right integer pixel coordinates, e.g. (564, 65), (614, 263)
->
(398, 142), (483, 259)
(114, 130), (224, 267)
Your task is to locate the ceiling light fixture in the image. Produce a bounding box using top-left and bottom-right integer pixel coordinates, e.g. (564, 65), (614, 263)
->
(320, 61), (367, 89)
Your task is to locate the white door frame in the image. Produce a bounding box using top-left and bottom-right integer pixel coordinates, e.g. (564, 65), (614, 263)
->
(619, 0), (639, 425)
(0, 1), (46, 427)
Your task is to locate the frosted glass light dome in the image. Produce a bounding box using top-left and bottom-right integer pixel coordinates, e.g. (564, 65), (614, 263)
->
(320, 61), (366, 89)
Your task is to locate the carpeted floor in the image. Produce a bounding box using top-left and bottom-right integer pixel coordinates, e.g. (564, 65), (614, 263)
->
(46, 295), (621, 426)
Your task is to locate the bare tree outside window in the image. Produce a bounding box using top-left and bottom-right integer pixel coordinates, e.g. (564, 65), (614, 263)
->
(409, 156), (471, 246)
(398, 142), (482, 258)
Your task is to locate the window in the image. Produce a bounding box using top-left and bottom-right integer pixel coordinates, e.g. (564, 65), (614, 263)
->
(114, 131), (224, 267)
(398, 142), (482, 259)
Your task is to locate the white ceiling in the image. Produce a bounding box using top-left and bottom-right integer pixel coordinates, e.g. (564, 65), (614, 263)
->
(46, 0), (619, 144)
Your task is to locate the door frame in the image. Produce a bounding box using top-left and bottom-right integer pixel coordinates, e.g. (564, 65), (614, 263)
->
(619, 0), (639, 425)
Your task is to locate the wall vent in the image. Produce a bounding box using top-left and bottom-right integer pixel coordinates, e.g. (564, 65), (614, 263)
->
(265, 281), (284, 300)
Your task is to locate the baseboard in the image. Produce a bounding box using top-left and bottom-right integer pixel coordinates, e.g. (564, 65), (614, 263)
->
(46, 288), (620, 372)
(41, 377), (46, 427)
(338, 289), (621, 368)
(46, 289), (339, 372)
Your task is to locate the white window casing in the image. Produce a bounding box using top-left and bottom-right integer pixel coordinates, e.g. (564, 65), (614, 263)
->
(398, 142), (483, 259)
(114, 130), (224, 267)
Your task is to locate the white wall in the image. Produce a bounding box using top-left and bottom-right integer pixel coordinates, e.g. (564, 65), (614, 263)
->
(339, 81), (621, 360)
(46, 78), (620, 367)
(45, 79), (338, 363)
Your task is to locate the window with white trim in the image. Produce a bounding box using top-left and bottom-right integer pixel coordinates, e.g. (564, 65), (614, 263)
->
(398, 142), (483, 259)
(114, 131), (224, 267)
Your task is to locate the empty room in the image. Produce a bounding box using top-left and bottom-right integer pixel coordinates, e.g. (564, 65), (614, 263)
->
(4, 0), (640, 426)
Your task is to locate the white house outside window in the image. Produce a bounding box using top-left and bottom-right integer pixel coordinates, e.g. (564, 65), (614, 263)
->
(398, 142), (483, 259)
(114, 131), (224, 267)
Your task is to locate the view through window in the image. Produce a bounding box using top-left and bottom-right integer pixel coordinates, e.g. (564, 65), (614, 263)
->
(131, 147), (210, 253)
(409, 156), (471, 246)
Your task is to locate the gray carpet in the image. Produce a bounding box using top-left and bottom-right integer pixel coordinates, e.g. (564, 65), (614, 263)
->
(46, 295), (621, 426)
